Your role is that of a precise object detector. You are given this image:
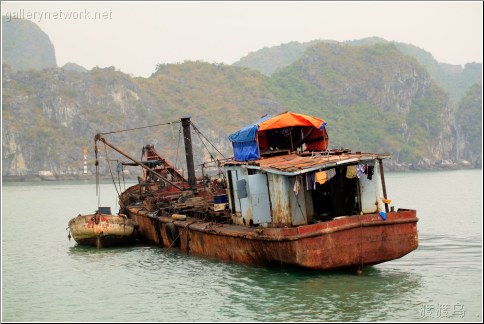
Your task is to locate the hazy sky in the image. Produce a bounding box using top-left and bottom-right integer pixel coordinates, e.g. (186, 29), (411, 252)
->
(2, 1), (483, 77)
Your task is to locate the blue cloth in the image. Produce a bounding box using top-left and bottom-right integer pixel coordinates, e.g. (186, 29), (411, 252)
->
(228, 115), (272, 161)
(232, 141), (260, 161)
(379, 211), (387, 220)
(228, 115), (272, 143)
(306, 172), (316, 190)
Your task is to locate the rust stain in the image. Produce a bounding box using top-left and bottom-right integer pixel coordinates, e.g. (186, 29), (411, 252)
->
(269, 175), (291, 226)
(128, 208), (418, 270)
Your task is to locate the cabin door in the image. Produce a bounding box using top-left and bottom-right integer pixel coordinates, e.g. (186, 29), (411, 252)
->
(248, 173), (272, 224)
(359, 163), (385, 213)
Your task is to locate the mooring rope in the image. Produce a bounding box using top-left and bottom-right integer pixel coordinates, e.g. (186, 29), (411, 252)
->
(191, 122), (227, 178)
(103, 142), (120, 199)
(194, 126), (216, 162)
(164, 221), (197, 254)
(191, 122), (226, 158)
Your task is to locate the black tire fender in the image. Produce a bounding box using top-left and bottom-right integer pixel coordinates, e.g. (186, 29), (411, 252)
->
(165, 222), (180, 247)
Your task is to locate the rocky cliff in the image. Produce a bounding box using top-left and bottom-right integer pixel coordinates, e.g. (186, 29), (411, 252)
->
(270, 43), (462, 168)
(2, 63), (286, 177)
(2, 27), (481, 177)
(455, 82), (482, 167)
(236, 37), (482, 104)
(2, 17), (57, 71)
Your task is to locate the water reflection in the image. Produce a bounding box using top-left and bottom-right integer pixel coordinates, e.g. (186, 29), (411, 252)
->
(63, 228), (483, 322)
(67, 243), (137, 257)
(79, 243), (425, 322)
(5, 171), (482, 322)
(215, 263), (424, 321)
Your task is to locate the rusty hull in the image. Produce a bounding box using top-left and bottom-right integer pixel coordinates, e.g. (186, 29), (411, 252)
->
(127, 206), (418, 270)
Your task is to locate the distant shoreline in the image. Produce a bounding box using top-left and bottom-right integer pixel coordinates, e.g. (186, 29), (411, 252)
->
(1, 174), (139, 182)
(2, 163), (480, 182)
(384, 162), (480, 172)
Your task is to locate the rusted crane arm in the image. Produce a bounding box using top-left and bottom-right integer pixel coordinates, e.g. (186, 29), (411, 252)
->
(95, 134), (184, 191)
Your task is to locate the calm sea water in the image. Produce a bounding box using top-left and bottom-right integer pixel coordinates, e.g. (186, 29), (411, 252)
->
(2, 170), (482, 322)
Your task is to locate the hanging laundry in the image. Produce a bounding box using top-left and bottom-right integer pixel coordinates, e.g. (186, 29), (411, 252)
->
(382, 197), (392, 204)
(306, 172), (316, 190)
(326, 168), (336, 181)
(116, 161), (123, 174)
(346, 165), (357, 178)
(367, 165), (374, 180)
(315, 171), (327, 185)
(356, 164), (366, 178)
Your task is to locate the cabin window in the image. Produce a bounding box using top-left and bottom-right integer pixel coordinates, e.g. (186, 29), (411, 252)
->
(248, 169), (257, 175)
(236, 179), (248, 199)
(259, 127), (303, 152)
(258, 126), (328, 153)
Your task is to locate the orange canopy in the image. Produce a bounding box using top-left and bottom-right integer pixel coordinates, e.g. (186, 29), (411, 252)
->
(228, 111), (329, 161)
(258, 112), (326, 131)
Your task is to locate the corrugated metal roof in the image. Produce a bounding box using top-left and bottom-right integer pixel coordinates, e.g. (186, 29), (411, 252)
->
(222, 152), (389, 175)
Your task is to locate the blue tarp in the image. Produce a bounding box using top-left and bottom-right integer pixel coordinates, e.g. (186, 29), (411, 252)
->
(228, 115), (272, 161)
(228, 115), (272, 143)
(231, 141), (259, 161)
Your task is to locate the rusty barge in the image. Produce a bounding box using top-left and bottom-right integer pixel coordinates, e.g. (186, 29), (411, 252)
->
(94, 112), (418, 270)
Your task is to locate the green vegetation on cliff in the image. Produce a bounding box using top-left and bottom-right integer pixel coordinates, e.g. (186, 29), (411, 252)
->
(235, 37), (482, 104)
(61, 62), (88, 73)
(141, 61), (283, 132)
(2, 62), (287, 176)
(270, 42), (453, 164)
(2, 20), (481, 176)
(233, 40), (322, 76)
